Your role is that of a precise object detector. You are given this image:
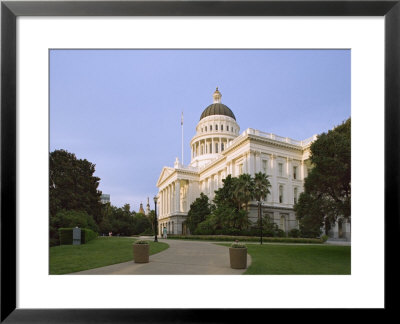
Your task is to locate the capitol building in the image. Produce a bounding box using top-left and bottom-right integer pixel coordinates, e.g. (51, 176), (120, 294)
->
(156, 88), (350, 239)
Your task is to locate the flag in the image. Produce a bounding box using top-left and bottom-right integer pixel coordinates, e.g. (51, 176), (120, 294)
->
(181, 111), (183, 126)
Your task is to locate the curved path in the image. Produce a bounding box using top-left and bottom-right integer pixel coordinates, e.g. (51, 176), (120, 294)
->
(72, 238), (251, 275)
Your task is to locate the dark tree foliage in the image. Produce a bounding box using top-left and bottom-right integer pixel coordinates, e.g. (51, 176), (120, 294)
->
(294, 118), (351, 236)
(99, 204), (152, 236)
(186, 193), (211, 234)
(49, 149), (103, 222)
(194, 173), (271, 235)
(49, 209), (99, 246)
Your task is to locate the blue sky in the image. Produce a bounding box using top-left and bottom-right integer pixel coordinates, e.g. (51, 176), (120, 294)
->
(50, 49), (350, 210)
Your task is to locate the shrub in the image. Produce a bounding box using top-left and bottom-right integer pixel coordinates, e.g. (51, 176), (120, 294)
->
(215, 228), (241, 236)
(49, 238), (59, 247)
(194, 220), (215, 235)
(167, 234), (322, 244)
(135, 240), (149, 244)
(274, 229), (286, 237)
(231, 241), (246, 248)
(81, 228), (97, 243)
(288, 228), (301, 238)
(59, 227), (97, 245)
(140, 228), (155, 236)
(321, 234), (329, 242)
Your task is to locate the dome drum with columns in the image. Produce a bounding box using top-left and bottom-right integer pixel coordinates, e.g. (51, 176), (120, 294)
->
(155, 88), (351, 241)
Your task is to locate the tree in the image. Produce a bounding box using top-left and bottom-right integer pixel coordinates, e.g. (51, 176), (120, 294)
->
(294, 118), (351, 236)
(186, 193), (211, 234)
(233, 174), (254, 212)
(252, 172), (272, 243)
(49, 149), (103, 222)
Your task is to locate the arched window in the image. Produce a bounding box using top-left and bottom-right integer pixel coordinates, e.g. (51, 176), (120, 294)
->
(216, 125), (218, 131)
(279, 185), (283, 203)
(226, 125), (229, 131)
(210, 125), (212, 131)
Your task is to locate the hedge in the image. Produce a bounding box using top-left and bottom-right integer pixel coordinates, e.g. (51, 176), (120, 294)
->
(166, 234), (323, 244)
(58, 228), (98, 245)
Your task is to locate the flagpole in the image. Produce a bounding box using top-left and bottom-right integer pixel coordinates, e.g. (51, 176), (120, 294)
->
(181, 111), (184, 166)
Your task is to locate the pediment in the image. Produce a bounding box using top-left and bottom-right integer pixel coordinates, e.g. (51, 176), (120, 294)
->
(156, 167), (175, 187)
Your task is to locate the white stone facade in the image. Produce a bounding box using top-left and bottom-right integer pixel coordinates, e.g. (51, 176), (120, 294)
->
(156, 89), (350, 240)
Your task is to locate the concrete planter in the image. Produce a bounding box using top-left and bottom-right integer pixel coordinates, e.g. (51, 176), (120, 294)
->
(229, 247), (247, 269)
(133, 243), (150, 263)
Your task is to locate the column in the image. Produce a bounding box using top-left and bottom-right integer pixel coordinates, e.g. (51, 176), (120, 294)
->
(170, 184), (173, 214)
(167, 185), (170, 215)
(287, 158), (293, 206)
(271, 154), (277, 203)
(161, 190), (164, 217)
(249, 151), (255, 176)
(255, 151), (261, 173)
(175, 180), (181, 213)
(162, 189), (165, 216)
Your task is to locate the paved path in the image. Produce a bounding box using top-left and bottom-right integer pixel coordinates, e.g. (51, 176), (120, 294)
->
(72, 239), (251, 275)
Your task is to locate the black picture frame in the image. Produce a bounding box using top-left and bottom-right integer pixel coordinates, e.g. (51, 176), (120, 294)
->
(1, 0), (398, 322)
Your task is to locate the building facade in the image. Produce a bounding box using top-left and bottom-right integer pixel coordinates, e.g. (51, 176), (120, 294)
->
(156, 88), (350, 240)
(100, 194), (110, 204)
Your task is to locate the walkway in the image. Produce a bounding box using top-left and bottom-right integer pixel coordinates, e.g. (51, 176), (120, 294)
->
(72, 238), (251, 275)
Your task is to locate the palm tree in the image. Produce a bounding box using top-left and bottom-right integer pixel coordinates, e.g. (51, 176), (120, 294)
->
(234, 173), (254, 212)
(252, 172), (271, 244)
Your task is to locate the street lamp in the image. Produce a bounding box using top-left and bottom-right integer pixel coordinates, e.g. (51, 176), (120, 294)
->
(153, 196), (158, 242)
(258, 200), (263, 245)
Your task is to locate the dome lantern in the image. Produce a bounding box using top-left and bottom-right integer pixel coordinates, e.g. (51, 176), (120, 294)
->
(213, 87), (222, 103)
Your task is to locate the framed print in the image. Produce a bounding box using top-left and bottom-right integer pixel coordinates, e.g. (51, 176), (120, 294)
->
(1, 0), (399, 322)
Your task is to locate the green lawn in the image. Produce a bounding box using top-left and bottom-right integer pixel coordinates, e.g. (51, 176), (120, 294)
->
(221, 243), (351, 274)
(50, 237), (169, 274)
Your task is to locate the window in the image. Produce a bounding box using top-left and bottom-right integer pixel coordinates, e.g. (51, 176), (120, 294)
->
(209, 143), (212, 153)
(280, 215), (286, 231)
(221, 125), (223, 131)
(293, 166), (297, 179)
(221, 143), (224, 151)
(205, 126), (207, 132)
(226, 125), (229, 131)
(294, 188), (298, 204)
(201, 146), (204, 155)
(210, 125), (212, 131)
(215, 143), (218, 153)
(216, 125), (218, 131)
(262, 160), (267, 173)
(278, 163), (283, 176)
(279, 185), (283, 203)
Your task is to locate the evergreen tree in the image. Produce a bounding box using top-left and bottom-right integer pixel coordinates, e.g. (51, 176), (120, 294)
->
(49, 149), (103, 222)
(186, 193), (211, 234)
(294, 118), (351, 236)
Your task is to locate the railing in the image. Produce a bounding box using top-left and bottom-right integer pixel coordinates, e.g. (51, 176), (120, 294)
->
(226, 128), (317, 148)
